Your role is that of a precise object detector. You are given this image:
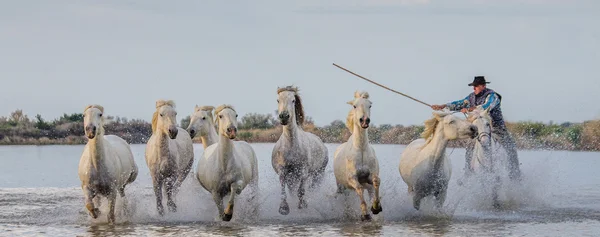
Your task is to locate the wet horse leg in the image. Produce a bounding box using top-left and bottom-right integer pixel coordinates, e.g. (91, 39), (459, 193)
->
(278, 173), (290, 215)
(212, 192), (224, 221)
(370, 174), (382, 215)
(166, 177), (177, 213)
(297, 176), (307, 209)
(83, 185), (100, 219)
(107, 192), (117, 224)
(223, 180), (243, 221)
(153, 177), (165, 216)
(348, 176), (370, 221)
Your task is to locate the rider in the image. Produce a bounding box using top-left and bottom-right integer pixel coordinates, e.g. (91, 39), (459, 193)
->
(431, 76), (521, 181)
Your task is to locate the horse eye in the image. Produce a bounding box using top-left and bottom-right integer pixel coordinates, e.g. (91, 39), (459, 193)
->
(160, 114), (163, 117)
(353, 105), (356, 109)
(277, 99), (279, 103)
(175, 112), (177, 116)
(219, 115), (223, 119)
(236, 114), (238, 118)
(99, 114), (103, 117)
(292, 100), (295, 103)
(369, 105), (372, 108)
(202, 117), (206, 120)
(449, 120), (455, 124)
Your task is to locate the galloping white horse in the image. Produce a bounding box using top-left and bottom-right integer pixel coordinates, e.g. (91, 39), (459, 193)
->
(333, 91), (382, 221)
(399, 111), (477, 210)
(467, 108), (509, 207)
(196, 105), (259, 221)
(145, 100), (194, 216)
(272, 86), (328, 215)
(186, 105), (218, 149)
(78, 105), (138, 224)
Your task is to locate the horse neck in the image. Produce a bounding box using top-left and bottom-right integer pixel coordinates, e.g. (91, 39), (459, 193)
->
(424, 123), (449, 169)
(155, 131), (171, 158)
(201, 123), (219, 149)
(87, 133), (106, 170)
(282, 120), (300, 143)
(218, 133), (235, 170)
(352, 123), (369, 150)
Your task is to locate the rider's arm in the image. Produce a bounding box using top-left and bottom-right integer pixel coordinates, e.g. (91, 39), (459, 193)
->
(445, 95), (470, 111)
(478, 93), (500, 110)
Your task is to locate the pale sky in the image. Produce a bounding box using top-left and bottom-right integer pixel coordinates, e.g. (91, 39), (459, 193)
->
(1, 0), (599, 126)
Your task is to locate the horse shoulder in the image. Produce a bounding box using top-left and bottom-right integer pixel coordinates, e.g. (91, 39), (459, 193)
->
(197, 143), (220, 190)
(78, 144), (93, 180)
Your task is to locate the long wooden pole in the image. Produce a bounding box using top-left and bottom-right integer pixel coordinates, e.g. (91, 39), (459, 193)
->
(332, 63), (431, 107)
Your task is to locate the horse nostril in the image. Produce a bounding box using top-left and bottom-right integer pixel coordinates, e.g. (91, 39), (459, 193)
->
(359, 118), (364, 123)
(365, 118), (371, 124)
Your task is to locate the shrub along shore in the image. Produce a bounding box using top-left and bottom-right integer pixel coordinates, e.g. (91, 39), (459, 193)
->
(1, 110), (599, 151)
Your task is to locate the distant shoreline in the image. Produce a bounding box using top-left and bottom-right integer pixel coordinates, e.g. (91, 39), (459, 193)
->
(2, 110), (599, 151)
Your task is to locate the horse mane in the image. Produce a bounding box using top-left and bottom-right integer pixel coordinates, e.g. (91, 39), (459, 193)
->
(277, 86), (304, 126)
(195, 105), (215, 121)
(213, 104), (236, 125)
(84, 104), (104, 114)
(421, 116), (440, 145)
(467, 110), (492, 123)
(345, 91), (371, 132)
(152, 100), (175, 133)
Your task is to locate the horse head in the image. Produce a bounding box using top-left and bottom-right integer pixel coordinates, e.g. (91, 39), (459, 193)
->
(276, 86), (304, 126)
(83, 105), (105, 139)
(153, 100), (178, 139)
(346, 91), (372, 130)
(187, 105), (215, 139)
(433, 111), (477, 140)
(468, 108), (493, 148)
(215, 104), (238, 140)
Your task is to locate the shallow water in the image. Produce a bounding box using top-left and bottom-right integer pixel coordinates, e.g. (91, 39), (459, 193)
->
(1, 143), (600, 236)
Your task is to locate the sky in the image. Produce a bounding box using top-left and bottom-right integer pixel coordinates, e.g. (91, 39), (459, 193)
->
(1, 0), (599, 127)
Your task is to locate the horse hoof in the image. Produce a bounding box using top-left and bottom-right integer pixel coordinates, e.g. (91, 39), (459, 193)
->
(279, 203), (290, 215)
(222, 213), (233, 222)
(298, 200), (308, 209)
(361, 214), (372, 221)
(371, 205), (382, 215)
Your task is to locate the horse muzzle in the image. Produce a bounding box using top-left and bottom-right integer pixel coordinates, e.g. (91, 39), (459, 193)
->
(278, 112), (290, 125)
(359, 117), (370, 129)
(226, 127), (237, 139)
(168, 127), (178, 139)
(469, 125), (478, 139)
(85, 125), (96, 139)
(188, 129), (196, 138)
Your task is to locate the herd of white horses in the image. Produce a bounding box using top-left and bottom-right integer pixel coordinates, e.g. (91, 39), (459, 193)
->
(77, 86), (511, 224)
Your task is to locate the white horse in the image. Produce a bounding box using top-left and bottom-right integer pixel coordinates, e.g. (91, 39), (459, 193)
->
(186, 105), (218, 149)
(196, 105), (259, 221)
(399, 111), (477, 210)
(467, 108), (509, 208)
(272, 86), (328, 215)
(145, 100), (194, 216)
(78, 105), (138, 224)
(333, 91), (382, 221)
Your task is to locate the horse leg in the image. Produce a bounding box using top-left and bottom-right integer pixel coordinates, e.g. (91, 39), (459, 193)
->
(83, 186), (100, 219)
(278, 173), (290, 215)
(348, 177), (370, 221)
(212, 192), (224, 221)
(492, 175), (501, 209)
(107, 192), (117, 224)
(166, 177), (177, 213)
(118, 187), (130, 219)
(370, 174), (382, 215)
(297, 177), (308, 209)
(153, 177), (165, 216)
(434, 189), (447, 209)
(223, 180), (243, 221)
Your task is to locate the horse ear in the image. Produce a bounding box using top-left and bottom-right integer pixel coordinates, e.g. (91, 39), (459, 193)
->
(346, 100), (354, 105)
(432, 111), (450, 120)
(354, 91), (361, 98)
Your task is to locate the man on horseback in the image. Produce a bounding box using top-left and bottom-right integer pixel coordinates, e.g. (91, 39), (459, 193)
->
(431, 76), (522, 181)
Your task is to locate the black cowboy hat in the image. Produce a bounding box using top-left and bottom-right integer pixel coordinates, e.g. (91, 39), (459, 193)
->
(468, 76), (490, 86)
